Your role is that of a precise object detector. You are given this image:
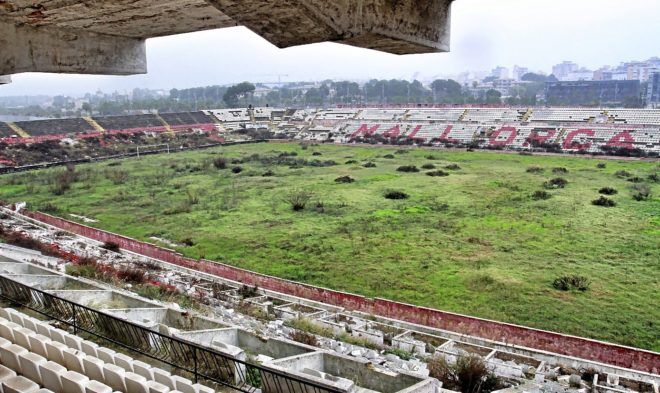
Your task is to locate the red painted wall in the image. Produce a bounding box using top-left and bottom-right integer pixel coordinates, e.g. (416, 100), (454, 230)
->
(22, 210), (659, 374)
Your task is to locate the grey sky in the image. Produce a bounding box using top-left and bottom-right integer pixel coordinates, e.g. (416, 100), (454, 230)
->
(2, 0), (659, 96)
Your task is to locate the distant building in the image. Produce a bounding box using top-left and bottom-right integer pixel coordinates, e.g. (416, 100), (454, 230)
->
(563, 68), (594, 81)
(491, 66), (510, 80)
(648, 72), (660, 108)
(552, 61), (579, 79)
(545, 80), (641, 106)
(513, 66), (529, 81)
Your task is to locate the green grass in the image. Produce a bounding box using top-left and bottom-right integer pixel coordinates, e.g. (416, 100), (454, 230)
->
(1, 143), (659, 351)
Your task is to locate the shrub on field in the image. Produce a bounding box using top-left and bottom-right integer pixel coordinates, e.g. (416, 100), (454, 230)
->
(262, 169), (275, 177)
(627, 176), (643, 183)
(397, 165), (420, 173)
(531, 190), (552, 200)
(335, 176), (355, 184)
(591, 196), (616, 207)
(384, 190), (409, 200)
(631, 184), (651, 201)
(40, 203), (61, 214)
(615, 170), (631, 178)
(363, 161), (377, 168)
(345, 160), (358, 164)
(427, 170), (450, 177)
(284, 189), (314, 211)
(212, 157), (227, 169)
(105, 169), (129, 185)
(181, 237), (195, 246)
(426, 155), (437, 160)
(383, 154), (395, 159)
(543, 177), (568, 189)
(552, 167), (569, 174)
(231, 158), (243, 164)
(102, 241), (120, 253)
(231, 166), (243, 174)
(649, 173), (659, 183)
(526, 166), (544, 174)
(553, 275), (590, 291)
(312, 152), (322, 156)
(428, 354), (503, 393)
(598, 187), (617, 195)
(422, 163), (436, 170)
(49, 168), (78, 195)
(596, 163), (606, 169)
(116, 267), (147, 284)
(445, 164), (461, 170)
(395, 149), (408, 154)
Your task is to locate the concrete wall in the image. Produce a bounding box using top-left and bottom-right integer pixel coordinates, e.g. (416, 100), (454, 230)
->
(0, 262), (58, 275)
(48, 290), (160, 310)
(21, 210), (660, 374)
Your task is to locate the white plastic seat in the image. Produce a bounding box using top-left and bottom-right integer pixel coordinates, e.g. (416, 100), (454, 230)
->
(0, 336), (11, 349)
(18, 351), (47, 385)
(63, 348), (87, 374)
(5, 309), (25, 326)
(64, 334), (84, 351)
(84, 380), (113, 393)
(0, 343), (28, 373)
(102, 363), (126, 392)
(13, 326), (35, 349)
(22, 317), (38, 333)
(172, 376), (195, 393)
(0, 322), (16, 342)
(125, 372), (149, 393)
(36, 389), (56, 393)
(82, 356), (105, 382)
(0, 308), (10, 320)
(145, 380), (171, 393)
(81, 341), (99, 358)
(28, 334), (51, 358)
(194, 383), (215, 393)
(0, 364), (17, 385)
(2, 375), (40, 393)
(48, 329), (67, 345)
(132, 360), (153, 380)
(61, 370), (90, 393)
(39, 361), (67, 393)
(113, 352), (134, 372)
(45, 341), (68, 365)
(96, 348), (116, 365)
(35, 323), (52, 338)
(153, 369), (175, 390)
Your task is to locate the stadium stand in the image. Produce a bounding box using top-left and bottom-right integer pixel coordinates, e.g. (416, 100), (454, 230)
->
(356, 109), (406, 121)
(606, 109), (660, 125)
(0, 122), (16, 138)
(406, 108), (465, 122)
(527, 108), (604, 123)
(0, 307), (214, 393)
(462, 108), (525, 123)
(314, 109), (359, 120)
(14, 118), (95, 137)
(92, 114), (165, 132)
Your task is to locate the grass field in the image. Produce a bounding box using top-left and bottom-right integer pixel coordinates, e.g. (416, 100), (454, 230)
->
(1, 142), (659, 351)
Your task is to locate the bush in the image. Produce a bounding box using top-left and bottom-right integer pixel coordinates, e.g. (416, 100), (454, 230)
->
(445, 164), (461, 170)
(289, 330), (319, 347)
(543, 177), (568, 189)
(553, 275), (590, 291)
(105, 169), (129, 185)
(312, 152), (322, 156)
(649, 173), (659, 183)
(383, 154), (395, 159)
(426, 155), (437, 160)
(397, 165), (419, 173)
(421, 163), (436, 170)
(596, 163), (606, 169)
(552, 167), (569, 174)
(345, 160), (358, 165)
(212, 157), (227, 169)
(335, 176), (355, 184)
(363, 161), (377, 168)
(102, 241), (120, 252)
(598, 187), (617, 195)
(615, 170), (632, 178)
(262, 170), (275, 177)
(428, 354), (503, 393)
(427, 170), (449, 177)
(526, 166), (544, 174)
(627, 176), (643, 183)
(284, 189), (314, 211)
(115, 267), (147, 284)
(531, 190), (551, 200)
(591, 196), (616, 207)
(231, 166), (243, 174)
(384, 190), (409, 200)
(631, 184), (651, 201)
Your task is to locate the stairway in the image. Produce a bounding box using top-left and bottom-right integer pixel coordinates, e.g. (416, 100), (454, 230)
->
(458, 109), (469, 122)
(6, 123), (29, 138)
(82, 117), (104, 132)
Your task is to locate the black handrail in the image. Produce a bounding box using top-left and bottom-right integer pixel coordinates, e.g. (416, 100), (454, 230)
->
(0, 274), (342, 393)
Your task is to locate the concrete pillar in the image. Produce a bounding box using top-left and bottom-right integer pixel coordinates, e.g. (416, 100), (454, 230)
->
(0, 21), (146, 75)
(206, 0), (453, 54)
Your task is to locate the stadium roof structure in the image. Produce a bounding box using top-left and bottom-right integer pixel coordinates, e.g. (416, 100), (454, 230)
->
(0, 0), (453, 79)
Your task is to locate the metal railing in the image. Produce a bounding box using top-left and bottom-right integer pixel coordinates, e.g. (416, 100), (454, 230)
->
(0, 275), (342, 393)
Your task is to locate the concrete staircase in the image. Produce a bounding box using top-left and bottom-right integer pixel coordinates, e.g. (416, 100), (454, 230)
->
(5, 123), (29, 138)
(82, 117), (104, 132)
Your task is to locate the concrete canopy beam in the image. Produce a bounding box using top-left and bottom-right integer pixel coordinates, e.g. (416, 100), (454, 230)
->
(205, 0), (453, 54)
(0, 19), (146, 75)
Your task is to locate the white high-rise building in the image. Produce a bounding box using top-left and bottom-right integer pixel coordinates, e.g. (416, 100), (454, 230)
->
(513, 66), (529, 81)
(552, 61), (579, 79)
(490, 66), (510, 80)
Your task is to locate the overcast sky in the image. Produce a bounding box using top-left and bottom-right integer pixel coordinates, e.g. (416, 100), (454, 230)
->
(2, 0), (659, 96)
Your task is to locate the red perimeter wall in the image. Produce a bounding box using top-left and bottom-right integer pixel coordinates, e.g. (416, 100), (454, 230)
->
(22, 210), (659, 374)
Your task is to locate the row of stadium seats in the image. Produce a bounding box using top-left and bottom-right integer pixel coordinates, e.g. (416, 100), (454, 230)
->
(158, 112), (214, 126)
(0, 307), (214, 393)
(0, 122), (15, 138)
(14, 119), (95, 137)
(92, 114), (164, 131)
(341, 122), (660, 153)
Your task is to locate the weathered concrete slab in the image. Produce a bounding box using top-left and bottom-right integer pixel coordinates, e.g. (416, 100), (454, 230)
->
(0, 75), (10, 84)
